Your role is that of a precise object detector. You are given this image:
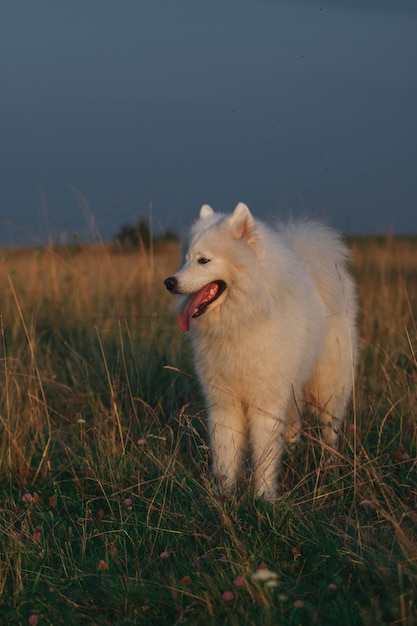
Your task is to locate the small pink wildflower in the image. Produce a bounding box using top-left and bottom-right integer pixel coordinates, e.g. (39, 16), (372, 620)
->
(402, 452), (411, 461)
(49, 495), (57, 507)
(292, 544), (302, 559)
(328, 583), (337, 591)
(394, 445), (405, 460)
(28, 616), (38, 625)
(233, 575), (245, 587)
(293, 600), (305, 608)
(124, 497), (133, 507)
(98, 559), (109, 571)
(137, 438), (146, 445)
(22, 493), (33, 503)
(32, 531), (42, 544)
(160, 551), (170, 559)
(109, 543), (118, 557)
(347, 423), (355, 432)
(222, 591), (234, 602)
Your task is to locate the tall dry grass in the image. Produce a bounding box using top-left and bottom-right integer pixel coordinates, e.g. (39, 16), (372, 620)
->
(0, 241), (179, 332)
(0, 241), (182, 480)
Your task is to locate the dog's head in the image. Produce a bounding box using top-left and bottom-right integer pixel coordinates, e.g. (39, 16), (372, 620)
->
(164, 202), (258, 331)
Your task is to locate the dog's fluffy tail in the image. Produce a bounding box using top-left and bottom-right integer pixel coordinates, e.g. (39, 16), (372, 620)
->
(279, 220), (355, 312)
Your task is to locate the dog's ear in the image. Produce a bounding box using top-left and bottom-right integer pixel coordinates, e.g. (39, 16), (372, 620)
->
(200, 204), (215, 219)
(230, 203), (256, 241)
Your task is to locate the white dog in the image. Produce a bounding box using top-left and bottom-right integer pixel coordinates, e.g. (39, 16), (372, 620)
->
(164, 203), (358, 499)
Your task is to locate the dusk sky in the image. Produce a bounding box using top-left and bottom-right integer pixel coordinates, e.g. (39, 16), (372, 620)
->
(2, 1), (417, 245)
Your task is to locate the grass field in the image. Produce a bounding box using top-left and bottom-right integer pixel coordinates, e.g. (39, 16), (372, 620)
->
(0, 235), (416, 625)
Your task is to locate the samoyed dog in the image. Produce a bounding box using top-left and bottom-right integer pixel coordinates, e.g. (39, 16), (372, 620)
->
(164, 203), (358, 499)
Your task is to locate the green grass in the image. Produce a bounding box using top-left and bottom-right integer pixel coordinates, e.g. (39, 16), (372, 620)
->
(0, 239), (416, 625)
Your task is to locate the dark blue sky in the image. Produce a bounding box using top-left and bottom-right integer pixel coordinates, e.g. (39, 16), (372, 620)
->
(2, 0), (417, 245)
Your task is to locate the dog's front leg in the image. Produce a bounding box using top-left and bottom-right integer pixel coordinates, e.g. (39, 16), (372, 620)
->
(208, 404), (245, 494)
(249, 410), (286, 500)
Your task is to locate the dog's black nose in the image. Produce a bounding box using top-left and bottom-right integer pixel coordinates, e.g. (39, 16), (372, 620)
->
(164, 276), (177, 292)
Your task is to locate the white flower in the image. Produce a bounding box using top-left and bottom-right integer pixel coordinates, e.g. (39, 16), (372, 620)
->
(251, 568), (280, 587)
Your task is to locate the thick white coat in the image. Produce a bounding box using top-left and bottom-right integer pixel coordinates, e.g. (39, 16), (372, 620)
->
(167, 203), (358, 499)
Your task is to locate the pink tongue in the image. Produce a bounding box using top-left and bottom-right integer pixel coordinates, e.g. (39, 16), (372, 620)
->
(178, 283), (218, 332)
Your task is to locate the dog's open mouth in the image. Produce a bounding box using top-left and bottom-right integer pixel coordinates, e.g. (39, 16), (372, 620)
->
(178, 280), (226, 332)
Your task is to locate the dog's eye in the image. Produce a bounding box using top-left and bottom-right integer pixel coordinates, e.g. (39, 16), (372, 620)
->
(197, 257), (210, 264)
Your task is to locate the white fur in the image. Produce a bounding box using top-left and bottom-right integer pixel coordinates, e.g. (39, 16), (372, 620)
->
(166, 203), (358, 499)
